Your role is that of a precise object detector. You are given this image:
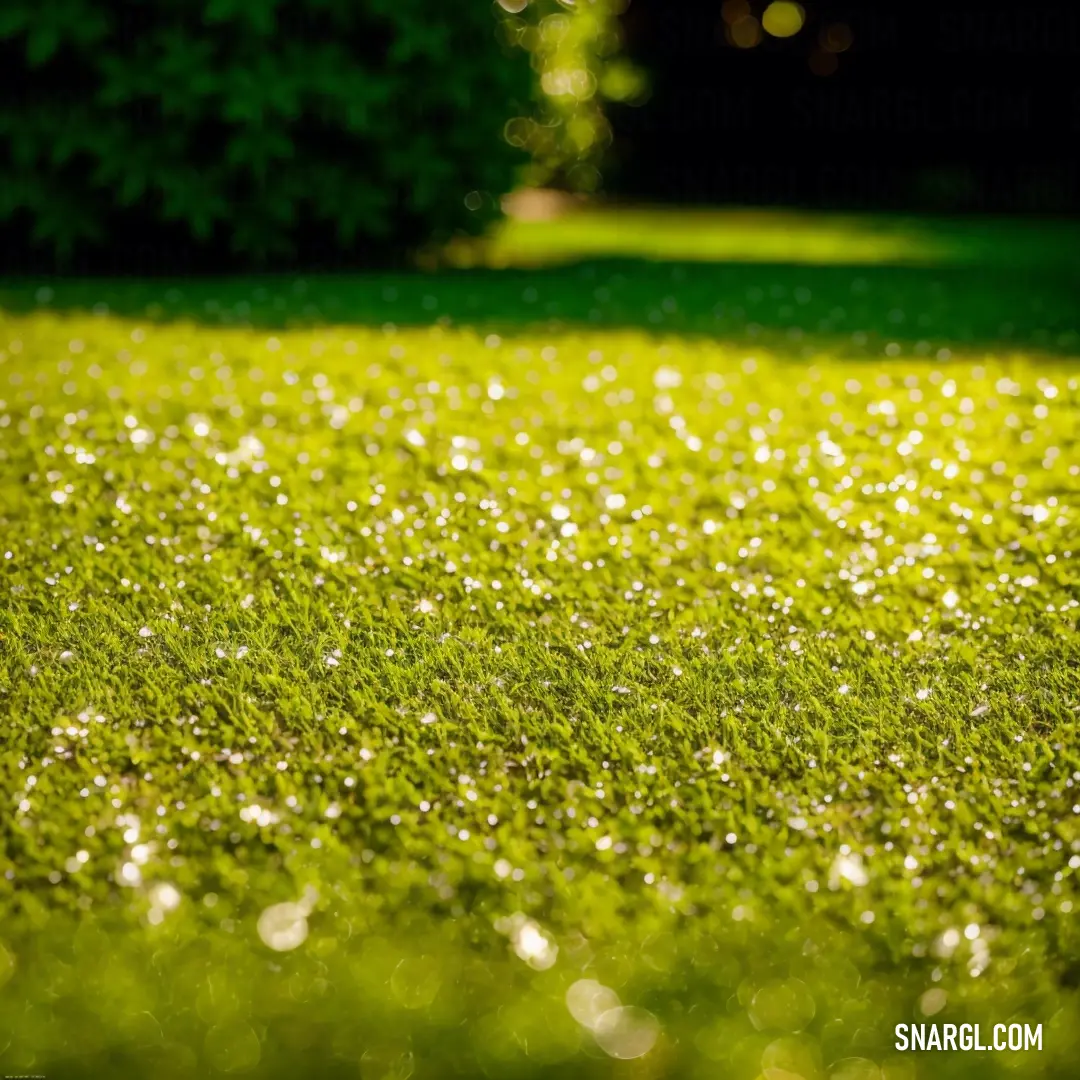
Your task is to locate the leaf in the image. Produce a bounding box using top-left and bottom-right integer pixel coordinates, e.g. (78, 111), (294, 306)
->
(202, 0), (238, 24)
(30, 197), (102, 259)
(26, 25), (59, 66)
(0, 170), (36, 217)
(118, 170), (148, 207)
(204, 0), (277, 35)
(0, 8), (31, 39)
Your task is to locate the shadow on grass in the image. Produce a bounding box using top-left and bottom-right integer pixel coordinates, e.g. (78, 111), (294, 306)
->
(1, 256), (1078, 356)
(1, 209), (1079, 352)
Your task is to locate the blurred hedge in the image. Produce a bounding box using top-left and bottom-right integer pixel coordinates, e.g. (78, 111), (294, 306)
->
(0, 1), (532, 270)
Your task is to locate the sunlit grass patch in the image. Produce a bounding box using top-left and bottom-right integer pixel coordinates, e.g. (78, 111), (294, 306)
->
(445, 205), (958, 269)
(442, 199), (1080, 273)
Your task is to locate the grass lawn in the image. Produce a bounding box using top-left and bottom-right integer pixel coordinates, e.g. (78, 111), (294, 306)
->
(1, 210), (1079, 1078)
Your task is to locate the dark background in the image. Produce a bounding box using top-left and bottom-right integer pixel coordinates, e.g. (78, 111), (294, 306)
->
(608, 0), (1080, 213)
(3, 1), (1077, 278)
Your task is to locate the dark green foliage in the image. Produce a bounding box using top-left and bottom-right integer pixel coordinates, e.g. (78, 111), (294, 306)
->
(0, 1), (531, 268)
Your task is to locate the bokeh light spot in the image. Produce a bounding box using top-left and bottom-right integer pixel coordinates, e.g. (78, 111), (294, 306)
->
(566, 979), (621, 1030)
(809, 49), (840, 76)
(730, 15), (763, 49)
(821, 22), (854, 53)
(592, 1006), (660, 1059)
(257, 902), (309, 952)
(762, 2), (806, 39)
(722, 0), (751, 24)
(749, 979), (816, 1032)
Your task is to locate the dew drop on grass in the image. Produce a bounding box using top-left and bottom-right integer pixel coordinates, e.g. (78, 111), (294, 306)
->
(749, 978), (816, 1033)
(257, 903), (309, 952)
(592, 1005), (660, 1059)
(566, 979), (621, 1030)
